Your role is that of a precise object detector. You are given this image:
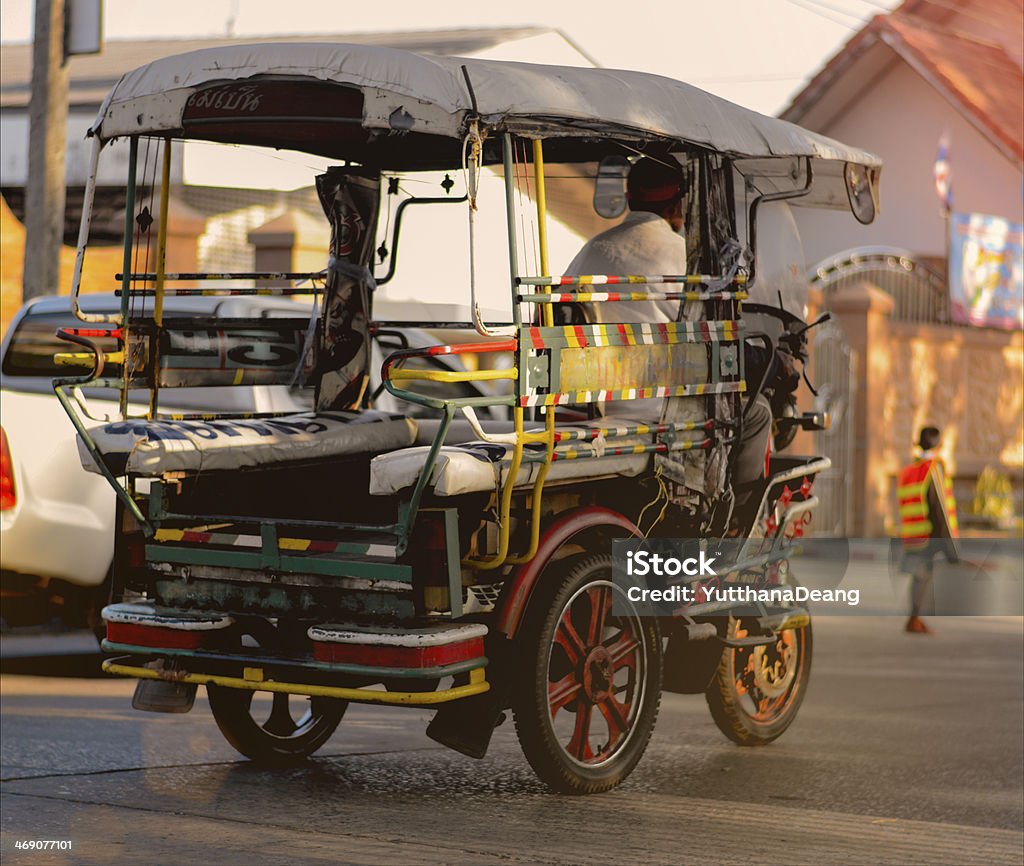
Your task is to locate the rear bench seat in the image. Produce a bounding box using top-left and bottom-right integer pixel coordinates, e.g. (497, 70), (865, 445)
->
(368, 416), (685, 497)
(79, 410), (418, 476)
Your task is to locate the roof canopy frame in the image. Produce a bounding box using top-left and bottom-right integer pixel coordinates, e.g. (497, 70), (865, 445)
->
(89, 43), (881, 179)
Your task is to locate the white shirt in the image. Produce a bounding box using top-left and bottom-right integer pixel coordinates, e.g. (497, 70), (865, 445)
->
(562, 211), (690, 418)
(564, 211), (687, 323)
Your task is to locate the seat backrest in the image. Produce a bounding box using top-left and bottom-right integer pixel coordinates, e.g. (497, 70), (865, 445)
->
(517, 318), (743, 408)
(135, 317), (313, 388)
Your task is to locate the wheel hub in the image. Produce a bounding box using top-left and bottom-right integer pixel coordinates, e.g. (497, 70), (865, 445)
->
(751, 634), (797, 698)
(582, 645), (613, 702)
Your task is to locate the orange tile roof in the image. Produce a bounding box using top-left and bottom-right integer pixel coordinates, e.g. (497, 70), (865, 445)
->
(885, 13), (1023, 162)
(783, 9), (1023, 164)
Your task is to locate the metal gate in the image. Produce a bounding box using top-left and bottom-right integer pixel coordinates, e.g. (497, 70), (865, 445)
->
(809, 320), (856, 537)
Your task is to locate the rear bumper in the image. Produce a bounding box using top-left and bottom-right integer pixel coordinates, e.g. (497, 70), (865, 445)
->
(100, 603), (490, 706)
(102, 656), (489, 707)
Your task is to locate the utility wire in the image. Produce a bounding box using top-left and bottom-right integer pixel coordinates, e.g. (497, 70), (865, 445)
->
(802, 0), (871, 20)
(785, 0), (867, 26)
(691, 73), (808, 84)
(845, 0), (1014, 29)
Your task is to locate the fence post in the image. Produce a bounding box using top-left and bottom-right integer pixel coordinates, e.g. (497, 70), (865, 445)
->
(827, 280), (894, 536)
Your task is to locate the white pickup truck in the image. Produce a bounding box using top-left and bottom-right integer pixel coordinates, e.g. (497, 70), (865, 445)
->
(1, 293), (498, 628)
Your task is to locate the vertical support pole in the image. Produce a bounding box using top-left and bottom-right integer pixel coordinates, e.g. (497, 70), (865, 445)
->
(149, 138), (172, 419)
(443, 509), (463, 618)
(398, 403), (456, 556)
(23, 0), (69, 303)
(120, 137), (138, 419)
(469, 137), (556, 570)
(532, 140), (553, 331)
(260, 523), (280, 569)
(506, 139), (555, 566)
(154, 138), (172, 328)
(502, 134), (521, 329)
(69, 135), (111, 323)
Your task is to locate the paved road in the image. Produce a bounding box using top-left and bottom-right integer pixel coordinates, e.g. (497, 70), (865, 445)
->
(2, 616), (1022, 866)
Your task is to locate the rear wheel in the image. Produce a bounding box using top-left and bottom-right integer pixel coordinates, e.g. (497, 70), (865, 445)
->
(208, 686), (347, 766)
(207, 618), (346, 765)
(706, 618), (812, 745)
(512, 554), (662, 794)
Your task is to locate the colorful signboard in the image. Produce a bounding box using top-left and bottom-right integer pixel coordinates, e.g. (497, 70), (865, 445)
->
(949, 212), (1024, 330)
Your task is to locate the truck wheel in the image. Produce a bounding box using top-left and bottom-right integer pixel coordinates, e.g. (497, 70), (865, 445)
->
(208, 686), (347, 766)
(706, 618), (812, 745)
(512, 554), (661, 794)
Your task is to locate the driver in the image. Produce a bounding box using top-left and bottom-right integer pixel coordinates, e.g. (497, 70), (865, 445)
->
(565, 156), (688, 325)
(565, 157), (772, 498)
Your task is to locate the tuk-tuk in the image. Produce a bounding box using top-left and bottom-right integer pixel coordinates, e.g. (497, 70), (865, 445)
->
(56, 43), (880, 793)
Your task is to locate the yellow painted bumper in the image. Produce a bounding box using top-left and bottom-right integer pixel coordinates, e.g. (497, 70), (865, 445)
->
(103, 660), (489, 706)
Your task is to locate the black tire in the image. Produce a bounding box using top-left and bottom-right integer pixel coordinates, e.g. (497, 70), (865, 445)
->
(706, 618), (812, 746)
(208, 686), (347, 766)
(206, 617), (347, 765)
(512, 553), (662, 794)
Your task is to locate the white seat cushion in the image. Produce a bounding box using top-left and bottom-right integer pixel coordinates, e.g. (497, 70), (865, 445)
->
(81, 410), (417, 476)
(369, 423), (654, 497)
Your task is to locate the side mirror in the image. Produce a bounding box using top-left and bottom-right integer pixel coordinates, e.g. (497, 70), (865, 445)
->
(593, 155), (630, 219)
(845, 162), (877, 225)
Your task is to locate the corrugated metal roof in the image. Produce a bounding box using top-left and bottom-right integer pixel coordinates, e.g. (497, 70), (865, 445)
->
(0, 27), (551, 109)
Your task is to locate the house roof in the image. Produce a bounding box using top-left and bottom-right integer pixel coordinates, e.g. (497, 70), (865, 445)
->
(781, 7), (1024, 165)
(0, 27), (557, 110)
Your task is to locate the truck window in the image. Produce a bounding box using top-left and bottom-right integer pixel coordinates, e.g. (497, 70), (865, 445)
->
(2, 311), (119, 378)
(2, 310), (269, 413)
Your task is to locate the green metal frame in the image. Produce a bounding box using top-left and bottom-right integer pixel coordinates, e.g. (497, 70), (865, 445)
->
(59, 126), (749, 613)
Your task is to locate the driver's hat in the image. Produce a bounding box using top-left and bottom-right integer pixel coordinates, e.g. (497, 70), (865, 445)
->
(627, 157), (687, 205)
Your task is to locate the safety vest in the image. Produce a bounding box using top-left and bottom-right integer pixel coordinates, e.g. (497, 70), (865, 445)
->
(897, 457), (959, 549)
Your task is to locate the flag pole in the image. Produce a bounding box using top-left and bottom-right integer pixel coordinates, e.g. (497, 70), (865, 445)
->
(934, 133), (953, 308)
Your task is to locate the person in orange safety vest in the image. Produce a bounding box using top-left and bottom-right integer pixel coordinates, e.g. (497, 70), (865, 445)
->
(897, 426), (959, 634)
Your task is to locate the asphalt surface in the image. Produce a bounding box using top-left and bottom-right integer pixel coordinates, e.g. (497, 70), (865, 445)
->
(1, 615), (1022, 866)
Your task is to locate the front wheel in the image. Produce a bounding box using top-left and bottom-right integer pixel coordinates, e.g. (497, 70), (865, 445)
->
(512, 554), (662, 794)
(706, 618), (812, 745)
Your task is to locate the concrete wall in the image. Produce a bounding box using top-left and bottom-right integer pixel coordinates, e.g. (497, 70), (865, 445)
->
(793, 59), (1023, 269)
(829, 281), (1023, 535)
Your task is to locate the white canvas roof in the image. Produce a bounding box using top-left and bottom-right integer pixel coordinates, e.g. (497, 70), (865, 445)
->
(92, 42), (881, 170)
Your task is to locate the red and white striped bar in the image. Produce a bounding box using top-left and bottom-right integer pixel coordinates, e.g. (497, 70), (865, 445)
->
(521, 290), (747, 303)
(116, 287), (324, 297)
(153, 528), (397, 560)
(517, 274), (748, 286)
(521, 380), (746, 408)
(526, 321), (739, 349)
(116, 271), (327, 282)
(552, 419), (714, 443)
(552, 437), (713, 461)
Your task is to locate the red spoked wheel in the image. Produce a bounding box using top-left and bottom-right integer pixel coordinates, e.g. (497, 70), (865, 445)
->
(513, 554), (661, 793)
(706, 617), (812, 745)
